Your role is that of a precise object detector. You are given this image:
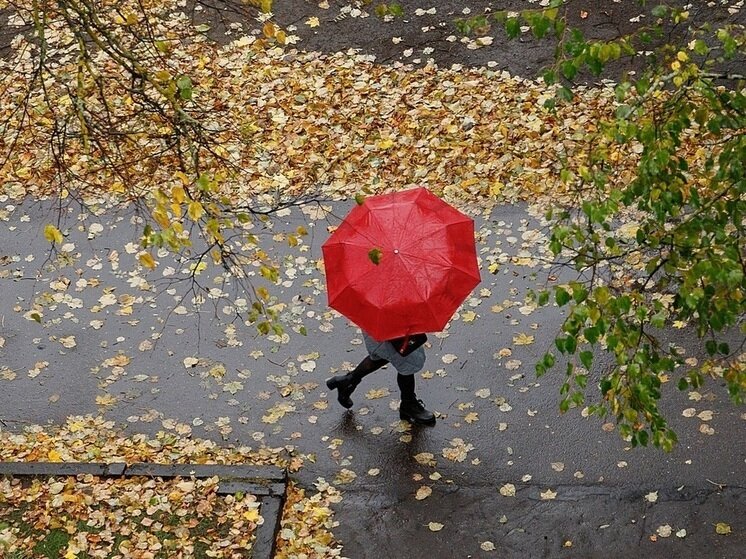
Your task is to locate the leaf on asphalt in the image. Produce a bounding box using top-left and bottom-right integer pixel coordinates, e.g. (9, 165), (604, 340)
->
(644, 491), (658, 503)
(462, 311), (477, 322)
(414, 452), (436, 466)
(512, 333), (534, 345)
(183, 357), (199, 368)
(428, 522), (444, 532)
(480, 541), (496, 551)
(441, 354), (458, 364)
(59, 335), (77, 349)
(442, 438), (474, 462)
(365, 387), (390, 399)
(499, 483), (516, 497)
(540, 489), (557, 500)
(95, 394), (117, 406)
(656, 524), (672, 538)
(715, 522), (732, 535)
(415, 486), (432, 500)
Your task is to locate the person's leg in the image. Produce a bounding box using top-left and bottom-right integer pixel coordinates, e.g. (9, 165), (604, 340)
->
(397, 373), (435, 426)
(327, 356), (388, 408)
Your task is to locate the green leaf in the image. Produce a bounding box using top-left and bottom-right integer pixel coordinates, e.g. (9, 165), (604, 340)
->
(651, 4), (668, 18)
(561, 60), (577, 81)
(543, 352), (556, 369)
(579, 351), (593, 370)
(677, 377), (689, 391)
(557, 86), (573, 101)
(583, 326), (599, 345)
(538, 290), (550, 306)
(556, 287), (571, 306)
(176, 75), (193, 100)
(389, 2), (404, 17)
(505, 18), (520, 39)
(368, 248), (383, 265)
(565, 335), (577, 354)
(531, 15), (551, 39)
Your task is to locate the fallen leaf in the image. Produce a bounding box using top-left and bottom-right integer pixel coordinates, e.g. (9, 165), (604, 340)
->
(715, 522), (731, 535)
(428, 522), (444, 532)
(499, 483), (516, 497)
(657, 524), (672, 538)
(644, 491), (658, 503)
(480, 541), (496, 551)
(540, 489), (557, 500)
(513, 333), (535, 345)
(415, 486), (432, 500)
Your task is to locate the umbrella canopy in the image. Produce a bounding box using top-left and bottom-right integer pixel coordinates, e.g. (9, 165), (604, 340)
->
(322, 187), (481, 341)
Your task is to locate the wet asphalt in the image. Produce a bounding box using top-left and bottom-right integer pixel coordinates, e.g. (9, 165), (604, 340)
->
(0, 194), (744, 558)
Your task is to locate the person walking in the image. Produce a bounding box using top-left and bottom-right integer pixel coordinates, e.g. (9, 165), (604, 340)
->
(326, 332), (435, 426)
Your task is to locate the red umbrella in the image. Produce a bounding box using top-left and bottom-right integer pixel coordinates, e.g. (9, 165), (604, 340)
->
(322, 187), (481, 341)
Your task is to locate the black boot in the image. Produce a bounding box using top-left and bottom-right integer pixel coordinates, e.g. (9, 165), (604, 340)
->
(326, 374), (358, 409)
(399, 398), (436, 426)
(327, 357), (388, 410)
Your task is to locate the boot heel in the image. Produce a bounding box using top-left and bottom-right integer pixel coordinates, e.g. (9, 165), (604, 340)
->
(326, 377), (339, 390)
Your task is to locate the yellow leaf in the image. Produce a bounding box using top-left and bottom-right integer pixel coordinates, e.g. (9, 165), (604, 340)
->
(263, 21), (276, 38)
(306, 16), (320, 27)
(275, 30), (287, 44)
(188, 201), (204, 221)
(95, 394), (117, 406)
(171, 185), (186, 204)
(415, 486), (432, 500)
(48, 449), (62, 462)
(153, 207), (170, 229)
(44, 224), (63, 244)
(462, 311), (477, 323)
(513, 333), (535, 345)
(464, 412), (479, 424)
(377, 138), (394, 149)
(155, 69), (171, 82)
(139, 253), (156, 269)
(428, 522), (444, 532)
(715, 522), (732, 535)
(174, 171), (190, 185)
(246, 0), (272, 12)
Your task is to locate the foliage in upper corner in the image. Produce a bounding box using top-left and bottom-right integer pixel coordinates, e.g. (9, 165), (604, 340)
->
(0, 0), (301, 336)
(498, 1), (746, 450)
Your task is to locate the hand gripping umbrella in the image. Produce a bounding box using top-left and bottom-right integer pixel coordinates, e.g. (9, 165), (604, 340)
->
(322, 187), (481, 341)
